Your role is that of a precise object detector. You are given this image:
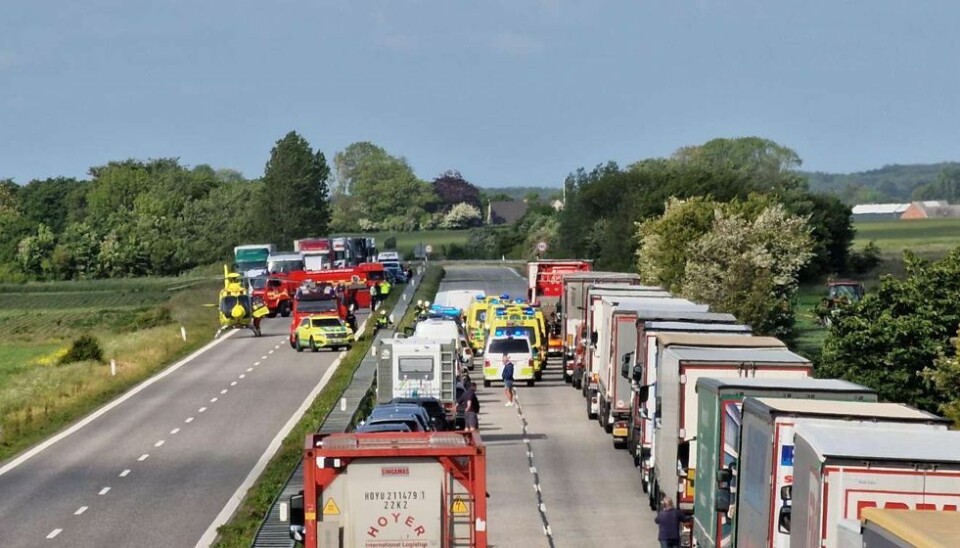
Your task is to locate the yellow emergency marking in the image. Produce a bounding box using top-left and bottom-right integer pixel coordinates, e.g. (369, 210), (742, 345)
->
(451, 497), (469, 515)
(613, 427), (628, 437)
(305, 511), (316, 521)
(323, 498), (341, 515)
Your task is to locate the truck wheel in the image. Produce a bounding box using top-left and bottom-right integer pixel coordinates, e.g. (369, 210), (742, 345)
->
(280, 302), (291, 318)
(603, 410), (613, 434)
(483, 379), (491, 388)
(640, 475), (648, 492)
(526, 379), (535, 387)
(310, 338), (319, 352)
(295, 336), (304, 352)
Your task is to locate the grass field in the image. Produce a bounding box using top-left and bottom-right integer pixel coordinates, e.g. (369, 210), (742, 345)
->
(854, 218), (960, 256)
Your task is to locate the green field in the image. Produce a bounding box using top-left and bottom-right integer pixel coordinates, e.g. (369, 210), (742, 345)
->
(854, 218), (960, 256)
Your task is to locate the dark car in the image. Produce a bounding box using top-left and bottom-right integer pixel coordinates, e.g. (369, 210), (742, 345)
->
(355, 422), (412, 433)
(359, 415), (424, 432)
(389, 397), (449, 430)
(368, 405), (434, 431)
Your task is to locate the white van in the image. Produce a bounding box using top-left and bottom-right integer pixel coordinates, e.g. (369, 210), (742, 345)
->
(414, 318), (472, 369)
(482, 336), (535, 388)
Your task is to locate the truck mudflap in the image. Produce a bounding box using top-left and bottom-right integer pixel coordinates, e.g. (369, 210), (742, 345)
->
(299, 431), (488, 548)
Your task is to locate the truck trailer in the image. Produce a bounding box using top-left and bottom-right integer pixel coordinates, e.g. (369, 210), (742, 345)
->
(559, 272), (644, 383)
(377, 337), (458, 423)
(234, 244), (274, 278)
(526, 260), (592, 355)
(787, 423), (960, 548)
(651, 336), (812, 526)
(692, 380), (881, 548)
(859, 508), (960, 548)
(627, 315), (747, 472)
(289, 431), (487, 547)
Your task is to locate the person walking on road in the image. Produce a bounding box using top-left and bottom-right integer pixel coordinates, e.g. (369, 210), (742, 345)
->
(457, 381), (480, 432)
(502, 355), (515, 407)
(655, 496), (688, 548)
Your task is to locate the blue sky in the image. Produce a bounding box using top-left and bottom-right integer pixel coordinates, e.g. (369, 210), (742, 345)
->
(1, 1), (958, 187)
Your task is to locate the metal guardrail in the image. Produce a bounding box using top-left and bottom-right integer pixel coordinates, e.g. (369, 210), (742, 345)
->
(250, 277), (420, 548)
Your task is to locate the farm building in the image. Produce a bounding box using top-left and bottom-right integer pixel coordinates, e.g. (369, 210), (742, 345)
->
(900, 200), (960, 219)
(851, 203), (908, 221)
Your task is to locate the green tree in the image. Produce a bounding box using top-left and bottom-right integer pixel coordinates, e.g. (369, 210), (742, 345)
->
(819, 250), (960, 412)
(16, 223), (56, 277)
(636, 197), (715, 292)
(440, 202), (482, 228)
(258, 131), (331, 247)
(349, 151), (435, 231)
(923, 334), (960, 425)
(15, 177), (86, 234)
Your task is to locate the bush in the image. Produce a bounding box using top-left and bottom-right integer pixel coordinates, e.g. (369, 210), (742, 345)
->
(384, 236), (397, 250)
(848, 241), (882, 275)
(60, 334), (104, 364)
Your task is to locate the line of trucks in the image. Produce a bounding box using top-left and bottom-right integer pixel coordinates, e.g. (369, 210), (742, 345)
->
(532, 261), (960, 548)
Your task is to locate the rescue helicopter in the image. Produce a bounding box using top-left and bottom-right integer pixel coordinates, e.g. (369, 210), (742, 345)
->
(215, 265), (269, 338)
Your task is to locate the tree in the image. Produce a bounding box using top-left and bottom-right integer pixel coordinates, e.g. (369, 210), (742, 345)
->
(923, 334), (960, 425)
(258, 131), (331, 248)
(15, 177), (86, 234)
(332, 141), (387, 196)
(680, 203), (814, 338)
(636, 197), (716, 293)
(431, 170), (482, 213)
(16, 223), (56, 277)
(912, 166), (960, 202)
(350, 152), (435, 231)
(440, 202), (482, 228)
(819, 250), (960, 412)
(673, 137), (803, 184)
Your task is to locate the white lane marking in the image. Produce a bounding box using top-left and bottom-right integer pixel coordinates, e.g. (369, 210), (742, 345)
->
(529, 466), (537, 474)
(246, 367), (253, 372)
(210, 397), (218, 403)
(268, 350), (274, 355)
(170, 428), (180, 435)
(75, 506), (88, 515)
(230, 381), (237, 386)
(274, 344), (281, 349)
(260, 355), (267, 360)
(185, 417), (194, 424)
(154, 440), (165, 448)
(253, 362), (260, 366)
(120, 469), (131, 477)
(220, 389), (228, 394)
(239, 374), (246, 379)
(46, 529), (62, 539)
(138, 454), (149, 462)
(195, 350), (346, 548)
(0, 330), (238, 478)
(199, 407), (207, 413)
(98, 487), (110, 495)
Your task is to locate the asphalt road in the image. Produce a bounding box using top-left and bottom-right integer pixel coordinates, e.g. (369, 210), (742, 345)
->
(442, 265), (662, 548)
(0, 311), (368, 548)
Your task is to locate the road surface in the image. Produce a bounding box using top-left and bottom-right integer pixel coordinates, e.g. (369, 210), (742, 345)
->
(0, 312), (367, 548)
(442, 266), (661, 548)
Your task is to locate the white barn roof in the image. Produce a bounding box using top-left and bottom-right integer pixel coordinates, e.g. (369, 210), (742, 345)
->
(851, 203), (909, 215)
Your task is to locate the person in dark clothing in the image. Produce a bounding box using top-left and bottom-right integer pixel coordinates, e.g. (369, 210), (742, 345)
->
(654, 496), (688, 548)
(501, 356), (515, 406)
(456, 381), (480, 432)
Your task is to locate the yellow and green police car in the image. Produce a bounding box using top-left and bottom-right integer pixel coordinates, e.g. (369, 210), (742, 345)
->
(293, 315), (354, 352)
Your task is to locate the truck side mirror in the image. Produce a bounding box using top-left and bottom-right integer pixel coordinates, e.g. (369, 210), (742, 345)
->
(780, 484), (792, 501)
(620, 352), (634, 378)
(777, 505), (791, 534)
(715, 468), (733, 512)
(590, 331), (598, 346)
(288, 491), (305, 542)
(632, 365), (644, 383)
(637, 385), (650, 403)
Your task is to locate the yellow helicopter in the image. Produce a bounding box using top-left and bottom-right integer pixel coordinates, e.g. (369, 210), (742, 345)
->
(215, 265), (269, 338)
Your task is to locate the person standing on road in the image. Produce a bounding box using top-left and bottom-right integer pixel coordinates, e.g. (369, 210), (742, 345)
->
(369, 283), (379, 311)
(502, 355), (515, 407)
(457, 381), (480, 432)
(655, 496), (687, 548)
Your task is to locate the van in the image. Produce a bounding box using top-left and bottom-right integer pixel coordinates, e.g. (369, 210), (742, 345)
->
(482, 336), (535, 388)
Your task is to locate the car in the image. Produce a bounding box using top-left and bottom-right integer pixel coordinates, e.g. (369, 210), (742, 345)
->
(292, 314), (354, 352)
(368, 406), (434, 431)
(354, 422), (413, 433)
(389, 397), (451, 430)
(383, 264), (405, 284)
(482, 335), (536, 388)
(358, 415), (425, 432)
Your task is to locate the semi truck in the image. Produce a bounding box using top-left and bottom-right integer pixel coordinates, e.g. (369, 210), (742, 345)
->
(377, 337), (458, 423)
(288, 431), (488, 547)
(692, 380), (883, 548)
(738, 400), (950, 548)
(559, 272), (644, 383)
(786, 423), (960, 548)
(578, 284), (673, 392)
(268, 251), (306, 274)
(626, 314), (747, 472)
(526, 260), (592, 355)
(234, 244), (274, 278)
(294, 238), (333, 270)
(650, 335), (812, 530)
(584, 291), (702, 420)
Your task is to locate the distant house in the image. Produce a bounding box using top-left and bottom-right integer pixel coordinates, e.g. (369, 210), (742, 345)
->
(851, 203), (909, 222)
(900, 200), (960, 220)
(487, 201), (529, 225)
(550, 199), (564, 212)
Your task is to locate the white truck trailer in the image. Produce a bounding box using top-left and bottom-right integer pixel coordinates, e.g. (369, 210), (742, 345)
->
(377, 337), (458, 421)
(722, 397), (947, 548)
(651, 336), (812, 525)
(788, 423), (960, 548)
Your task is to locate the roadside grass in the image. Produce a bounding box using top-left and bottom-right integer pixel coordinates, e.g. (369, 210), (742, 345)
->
(0, 277), (219, 461)
(212, 266), (445, 548)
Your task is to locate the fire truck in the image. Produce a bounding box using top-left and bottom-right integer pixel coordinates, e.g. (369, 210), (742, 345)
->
(526, 260), (592, 356)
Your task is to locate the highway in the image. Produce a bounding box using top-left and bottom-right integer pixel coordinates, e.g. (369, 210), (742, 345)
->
(0, 312), (367, 548)
(442, 266), (661, 548)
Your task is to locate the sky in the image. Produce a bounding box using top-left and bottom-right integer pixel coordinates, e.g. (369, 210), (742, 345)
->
(1, 1), (959, 187)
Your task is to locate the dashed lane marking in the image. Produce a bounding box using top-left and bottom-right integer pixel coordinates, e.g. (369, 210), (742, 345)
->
(198, 407), (207, 413)
(246, 367), (253, 372)
(98, 487), (110, 495)
(170, 428), (180, 435)
(260, 355), (267, 360)
(230, 381), (237, 386)
(239, 374), (246, 379)
(185, 417), (194, 423)
(210, 398), (218, 403)
(119, 469), (131, 477)
(268, 350), (274, 355)
(74, 506), (88, 516)
(46, 529), (62, 539)
(220, 389), (228, 394)
(154, 440), (164, 447)
(138, 454), (149, 462)
(253, 362), (260, 367)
